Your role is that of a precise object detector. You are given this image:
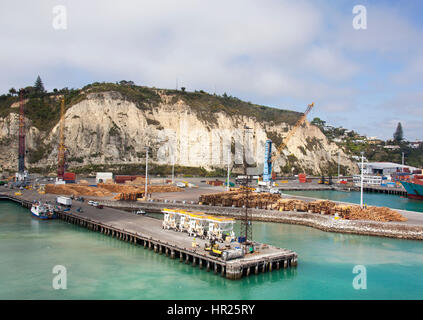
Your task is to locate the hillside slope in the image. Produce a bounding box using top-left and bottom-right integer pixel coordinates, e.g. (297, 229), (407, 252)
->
(0, 83), (358, 175)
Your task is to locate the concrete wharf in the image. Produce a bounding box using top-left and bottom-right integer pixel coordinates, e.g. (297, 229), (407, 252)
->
(0, 191), (298, 280)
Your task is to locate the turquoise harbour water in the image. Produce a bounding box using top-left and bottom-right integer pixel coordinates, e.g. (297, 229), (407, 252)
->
(1, 200), (423, 300)
(283, 190), (423, 213)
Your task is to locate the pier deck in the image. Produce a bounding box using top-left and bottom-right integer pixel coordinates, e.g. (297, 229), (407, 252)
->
(0, 190), (297, 280)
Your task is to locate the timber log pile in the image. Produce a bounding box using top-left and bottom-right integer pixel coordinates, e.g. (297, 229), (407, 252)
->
(46, 183), (182, 199)
(347, 206), (407, 222)
(199, 190), (407, 222)
(106, 184), (183, 201)
(199, 191), (280, 209)
(45, 184), (113, 197)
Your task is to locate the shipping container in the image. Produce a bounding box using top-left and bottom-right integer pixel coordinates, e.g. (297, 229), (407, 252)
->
(298, 173), (307, 183)
(57, 196), (72, 206)
(115, 175), (145, 184)
(96, 172), (113, 183)
(63, 172), (76, 181)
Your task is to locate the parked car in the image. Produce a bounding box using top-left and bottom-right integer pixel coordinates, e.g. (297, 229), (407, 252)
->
(88, 200), (95, 206)
(176, 182), (186, 188)
(269, 188), (280, 194)
(96, 204), (103, 209)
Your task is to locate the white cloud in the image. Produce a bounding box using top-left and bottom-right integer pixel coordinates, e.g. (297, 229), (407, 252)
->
(0, 0), (421, 140)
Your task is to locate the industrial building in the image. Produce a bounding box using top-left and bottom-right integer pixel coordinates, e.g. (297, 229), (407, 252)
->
(361, 162), (420, 176)
(96, 172), (113, 184)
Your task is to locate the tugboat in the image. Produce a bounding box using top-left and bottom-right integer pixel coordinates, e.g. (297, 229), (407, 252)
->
(30, 201), (57, 220)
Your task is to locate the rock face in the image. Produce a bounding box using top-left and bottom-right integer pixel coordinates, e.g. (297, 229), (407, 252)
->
(0, 91), (358, 175)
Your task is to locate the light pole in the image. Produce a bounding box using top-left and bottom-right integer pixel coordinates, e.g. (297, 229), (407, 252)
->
(338, 151), (340, 182)
(172, 153), (175, 185)
(360, 152), (364, 208)
(145, 147), (149, 199)
(402, 152), (405, 172)
(227, 147), (231, 191)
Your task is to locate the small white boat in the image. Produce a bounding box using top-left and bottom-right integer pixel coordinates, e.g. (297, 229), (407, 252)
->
(135, 210), (146, 215)
(30, 201), (57, 220)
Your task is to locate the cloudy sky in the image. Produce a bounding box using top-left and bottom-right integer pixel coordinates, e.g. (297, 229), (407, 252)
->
(1, 0), (422, 140)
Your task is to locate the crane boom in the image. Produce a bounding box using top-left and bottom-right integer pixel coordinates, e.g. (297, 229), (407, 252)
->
(262, 102), (314, 183)
(274, 102), (314, 158)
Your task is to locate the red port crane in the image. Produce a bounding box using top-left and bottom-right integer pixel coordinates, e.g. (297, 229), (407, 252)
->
(57, 98), (66, 180)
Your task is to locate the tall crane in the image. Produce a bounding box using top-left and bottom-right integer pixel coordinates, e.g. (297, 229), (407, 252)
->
(15, 89), (27, 185)
(263, 102), (315, 182)
(57, 98), (66, 180)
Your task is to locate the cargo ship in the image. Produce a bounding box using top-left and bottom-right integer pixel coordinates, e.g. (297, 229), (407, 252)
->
(400, 176), (423, 200)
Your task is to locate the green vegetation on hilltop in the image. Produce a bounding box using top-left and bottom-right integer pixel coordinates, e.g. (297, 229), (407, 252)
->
(0, 79), (302, 132)
(83, 81), (302, 126)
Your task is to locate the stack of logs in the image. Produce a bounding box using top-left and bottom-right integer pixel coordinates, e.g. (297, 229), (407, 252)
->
(105, 184), (183, 201)
(200, 191), (280, 209)
(199, 191), (407, 222)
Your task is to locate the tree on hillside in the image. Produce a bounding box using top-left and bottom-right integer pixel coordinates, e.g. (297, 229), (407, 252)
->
(311, 117), (326, 128)
(34, 75), (45, 93)
(393, 122), (404, 142)
(8, 88), (17, 96)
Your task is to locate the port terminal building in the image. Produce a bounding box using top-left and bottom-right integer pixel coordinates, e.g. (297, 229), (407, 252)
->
(361, 162), (420, 176)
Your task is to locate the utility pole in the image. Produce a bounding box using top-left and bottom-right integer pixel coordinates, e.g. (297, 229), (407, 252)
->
(226, 148), (231, 191)
(57, 98), (67, 181)
(338, 151), (340, 181)
(241, 125), (253, 245)
(360, 152), (364, 208)
(18, 89), (25, 178)
(172, 153), (175, 185)
(145, 147), (149, 199)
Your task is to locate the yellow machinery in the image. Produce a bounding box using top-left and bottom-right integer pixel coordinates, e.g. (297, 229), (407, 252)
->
(187, 212), (207, 238)
(38, 184), (46, 194)
(162, 208), (184, 231)
(14, 191), (22, 196)
(204, 240), (223, 257)
(161, 209), (236, 242)
(206, 215), (236, 242)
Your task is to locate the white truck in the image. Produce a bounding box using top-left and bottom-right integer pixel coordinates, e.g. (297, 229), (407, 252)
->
(56, 196), (72, 207)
